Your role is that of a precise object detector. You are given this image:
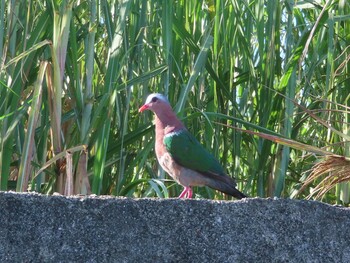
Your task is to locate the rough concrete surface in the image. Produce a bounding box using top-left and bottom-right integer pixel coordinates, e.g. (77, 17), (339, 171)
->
(0, 192), (349, 263)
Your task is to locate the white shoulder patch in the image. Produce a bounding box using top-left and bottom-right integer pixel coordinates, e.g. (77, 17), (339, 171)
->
(164, 129), (184, 139)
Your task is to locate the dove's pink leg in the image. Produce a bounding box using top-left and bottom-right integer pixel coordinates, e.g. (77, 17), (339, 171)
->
(186, 187), (193, 198)
(179, 187), (193, 198)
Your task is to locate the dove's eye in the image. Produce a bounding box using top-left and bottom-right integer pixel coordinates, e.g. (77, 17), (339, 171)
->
(151, 97), (158, 102)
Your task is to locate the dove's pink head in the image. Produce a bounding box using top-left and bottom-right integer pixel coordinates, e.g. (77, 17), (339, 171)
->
(139, 93), (171, 114)
(139, 93), (183, 132)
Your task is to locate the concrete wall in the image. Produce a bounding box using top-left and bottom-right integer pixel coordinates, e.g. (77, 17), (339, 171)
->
(0, 192), (349, 262)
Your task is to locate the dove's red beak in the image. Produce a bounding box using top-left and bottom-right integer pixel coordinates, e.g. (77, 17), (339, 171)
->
(138, 104), (149, 113)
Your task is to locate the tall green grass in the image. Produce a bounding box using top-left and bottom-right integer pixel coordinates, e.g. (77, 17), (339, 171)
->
(0, 0), (349, 205)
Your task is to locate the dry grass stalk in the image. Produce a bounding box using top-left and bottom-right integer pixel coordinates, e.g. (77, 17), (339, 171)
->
(299, 155), (350, 199)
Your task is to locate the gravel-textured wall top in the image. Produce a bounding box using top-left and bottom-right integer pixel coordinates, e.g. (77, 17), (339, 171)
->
(0, 192), (350, 263)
